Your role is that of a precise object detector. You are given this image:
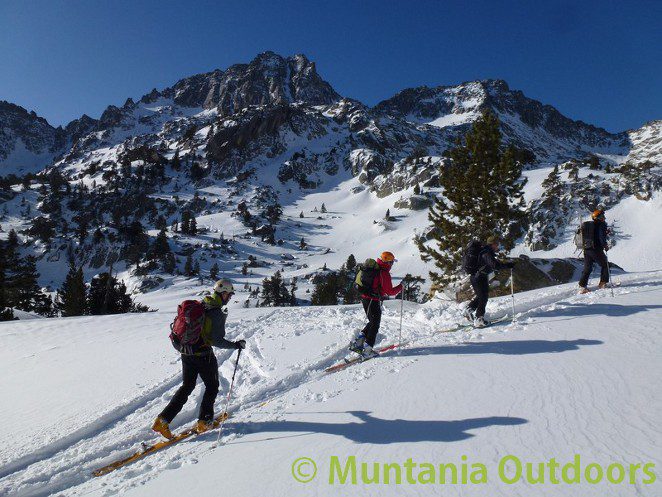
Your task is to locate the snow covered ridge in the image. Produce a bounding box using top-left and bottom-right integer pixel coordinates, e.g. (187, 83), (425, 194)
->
(0, 273), (660, 496)
(1, 51), (659, 175)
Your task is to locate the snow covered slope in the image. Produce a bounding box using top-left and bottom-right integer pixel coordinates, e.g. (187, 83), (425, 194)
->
(1, 271), (660, 496)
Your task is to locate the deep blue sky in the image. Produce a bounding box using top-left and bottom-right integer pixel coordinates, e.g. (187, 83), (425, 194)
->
(0, 0), (659, 132)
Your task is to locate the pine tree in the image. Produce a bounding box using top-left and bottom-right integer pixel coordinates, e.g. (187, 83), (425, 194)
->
(0, 239), (14, 321)
(346, 254), (357, 272)
(260, 271), (290, 306)
(210, 262), (219, 281)
(299, 211), (304, 218)
(289, 277), (298, 306)
(311, 274), (339, 305)
(163, 253), (177, 274)
(413, 183), (421, 195)
(56, 263), (87, 316)
(568, 162), (580, 181)
(320, 203), (327, 213)
(148, 228), (170, 259)
(88, 273), (147, 315)
(184, 255), (194, 276)
(189, 216), (197, 235)
(180, 210), (191, 234)
(540, 165), (564, 205)
(10, 255), (53, 315)
(264, 203), (283, 224)
(155, 215), (168, 230)
(8, 229), (18, 248)
(385, 209), (391, 220)
(402, 274), (426, 303)
(417, 111), (526, 288)
(170, 149), (182, 171)
(93, 228), (104, 244)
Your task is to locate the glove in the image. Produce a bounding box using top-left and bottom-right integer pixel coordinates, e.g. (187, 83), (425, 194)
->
(234, 340), (246, 350)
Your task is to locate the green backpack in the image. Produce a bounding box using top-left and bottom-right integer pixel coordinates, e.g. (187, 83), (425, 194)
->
(354, 258), (380, 296)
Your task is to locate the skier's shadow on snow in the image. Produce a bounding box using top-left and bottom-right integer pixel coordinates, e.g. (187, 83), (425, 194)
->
(226, 411), (527, 444)
(530, 302), (662, 322)
(398, 339), (602, 357)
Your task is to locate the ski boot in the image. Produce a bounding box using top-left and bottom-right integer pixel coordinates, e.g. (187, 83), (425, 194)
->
(578, 286), (590, 294)
(360, 345), (380, 360)
(463, 307), (476, 323)
(348, 333), (366, 354)
(151, 416), (173, 439)
(195, 419), (213, 434)
(598, 281), (608, 290)
(473, 317), (490, 328)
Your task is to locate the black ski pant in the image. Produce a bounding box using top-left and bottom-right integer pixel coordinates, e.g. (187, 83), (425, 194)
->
(160, 352), (219, 423)
(468, 273), (489, 318)
(360, 298), (382, 347)
(579, 248), (609, 287)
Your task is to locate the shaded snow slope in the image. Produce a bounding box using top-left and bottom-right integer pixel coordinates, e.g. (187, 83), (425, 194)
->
(1, 271), (660, 496)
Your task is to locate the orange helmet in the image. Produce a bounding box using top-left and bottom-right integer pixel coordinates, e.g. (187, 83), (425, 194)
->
(592, 209), (605, 220)
(380, 251), (396, 263)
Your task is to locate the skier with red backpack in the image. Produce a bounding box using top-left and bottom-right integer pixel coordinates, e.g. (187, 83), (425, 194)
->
(349, 251), (403, 359)
(152, 279), (246, 439)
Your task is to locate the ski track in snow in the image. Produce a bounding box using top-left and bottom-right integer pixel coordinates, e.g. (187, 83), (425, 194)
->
(0, 272), (661, 496)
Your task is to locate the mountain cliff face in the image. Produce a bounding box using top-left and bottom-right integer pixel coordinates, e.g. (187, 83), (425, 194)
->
(147, 51), (340, 114)
(0, 101), (65, 175)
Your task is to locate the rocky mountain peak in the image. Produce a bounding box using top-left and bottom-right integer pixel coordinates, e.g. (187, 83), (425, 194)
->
(159, 51), (340, 114)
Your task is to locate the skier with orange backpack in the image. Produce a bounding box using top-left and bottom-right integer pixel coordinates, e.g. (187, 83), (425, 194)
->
(349, 251), (403, 359)
(151, 279), (246, 438)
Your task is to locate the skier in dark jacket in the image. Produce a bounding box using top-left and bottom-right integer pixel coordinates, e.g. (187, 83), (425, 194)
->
(349, 251), (403, 358)
(152, 279), (246, 438)
(463, 236), (515, 328)
(578, 209), (610, 294)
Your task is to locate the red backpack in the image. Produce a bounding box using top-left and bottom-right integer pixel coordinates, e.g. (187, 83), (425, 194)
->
(169, 300), (206, 353)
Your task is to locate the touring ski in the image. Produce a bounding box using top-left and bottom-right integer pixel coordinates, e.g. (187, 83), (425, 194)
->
(92, 412), (230, 477)
(325, 343), (399, 374)
(435, 314), (511, 334)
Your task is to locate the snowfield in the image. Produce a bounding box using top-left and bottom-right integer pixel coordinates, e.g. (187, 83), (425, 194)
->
(1, 271), (660, 496)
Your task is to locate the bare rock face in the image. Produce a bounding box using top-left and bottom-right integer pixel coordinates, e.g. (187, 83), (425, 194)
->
(161, 52), (340, 115)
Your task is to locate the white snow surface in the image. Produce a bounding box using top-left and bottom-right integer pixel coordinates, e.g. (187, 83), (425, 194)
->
(1, 271), (660, 496)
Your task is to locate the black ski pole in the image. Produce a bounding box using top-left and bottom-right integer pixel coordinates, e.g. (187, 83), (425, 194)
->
(215, 348), (242, 445)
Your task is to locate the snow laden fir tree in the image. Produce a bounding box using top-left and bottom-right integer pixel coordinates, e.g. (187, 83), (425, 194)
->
(417, 111), (527, 289)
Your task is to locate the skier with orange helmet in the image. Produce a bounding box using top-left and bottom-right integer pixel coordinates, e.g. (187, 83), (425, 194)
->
(578, 209), (610, 293)
(349, 251), (403, 359)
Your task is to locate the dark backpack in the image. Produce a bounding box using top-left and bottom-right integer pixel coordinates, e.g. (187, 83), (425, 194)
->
(574, 221), (595, 250)
(354, 258), (380, 296)
(169, 300), (206, 353)
(461, 240), (484, 275)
